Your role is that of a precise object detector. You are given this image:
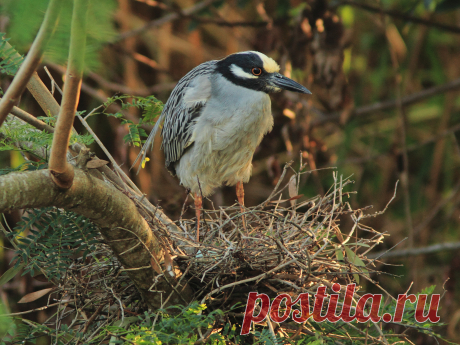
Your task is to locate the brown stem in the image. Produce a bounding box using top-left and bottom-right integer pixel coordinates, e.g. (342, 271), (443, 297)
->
(0, 0), (62, 127)
(48, 0), (89, 189)
(47, 72), (78, 188)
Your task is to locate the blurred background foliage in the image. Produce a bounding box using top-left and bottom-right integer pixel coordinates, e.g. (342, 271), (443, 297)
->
(1, 0), (460, 343)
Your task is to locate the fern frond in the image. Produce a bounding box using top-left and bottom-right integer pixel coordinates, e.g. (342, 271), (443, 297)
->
(0, 34), (23, 75)
(102, 95), (164, 146)
(9, 207), (101, 281)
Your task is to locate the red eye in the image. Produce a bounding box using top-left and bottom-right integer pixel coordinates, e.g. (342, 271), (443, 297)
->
(252, 67), (262, 76)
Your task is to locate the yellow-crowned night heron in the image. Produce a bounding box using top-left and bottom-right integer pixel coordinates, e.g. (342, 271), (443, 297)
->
(136, 51), (311, 240)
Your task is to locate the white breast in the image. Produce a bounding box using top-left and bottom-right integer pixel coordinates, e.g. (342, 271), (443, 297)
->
(175, 75), (274, 196)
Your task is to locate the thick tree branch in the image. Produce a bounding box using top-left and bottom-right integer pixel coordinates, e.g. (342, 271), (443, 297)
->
(0, 0), (62, 127)
(0, 168), (192, 309)
(49, 0), (88, 189)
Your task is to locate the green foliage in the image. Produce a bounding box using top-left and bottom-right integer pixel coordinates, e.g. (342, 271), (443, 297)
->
(100, 303), (226, 344)
(4, 318), (79, 345)
(0, 115), (94, 157)
(0, 34), (23, 76)
(103, 95), (163, 147)
(0, 302), (15, 345)
(8, 207), (100, 280)
(6, 302), (233, 345)
(0, 117), (54, 152)
(1, 0), (116, 71)
(0, 159), (47, 176)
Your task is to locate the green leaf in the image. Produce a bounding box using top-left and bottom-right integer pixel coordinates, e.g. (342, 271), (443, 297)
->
(344, 246), (369, 282)
(0, 34), (24, 75)
(335, 247), (344, 261)
(0, 263), (25, 285)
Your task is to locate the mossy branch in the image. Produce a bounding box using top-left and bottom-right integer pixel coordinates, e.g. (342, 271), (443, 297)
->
(0, 0), (62, 127)
(48, 0), (88, 188)
(0, 168), (192, 309)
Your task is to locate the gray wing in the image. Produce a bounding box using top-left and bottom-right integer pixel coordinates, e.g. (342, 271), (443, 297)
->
(134, 60), (215, 171)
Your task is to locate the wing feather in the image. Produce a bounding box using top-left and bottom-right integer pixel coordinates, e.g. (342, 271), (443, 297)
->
(134, 60), (215, 171)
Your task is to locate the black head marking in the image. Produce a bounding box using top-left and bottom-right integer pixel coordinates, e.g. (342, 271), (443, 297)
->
(215, 52), (274, 93)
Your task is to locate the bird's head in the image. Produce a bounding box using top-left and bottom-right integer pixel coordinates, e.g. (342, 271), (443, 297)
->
(215, 51), (311, 95)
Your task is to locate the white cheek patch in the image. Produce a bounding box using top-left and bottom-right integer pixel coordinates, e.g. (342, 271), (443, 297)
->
(230, 64), (258, 79)
(251, 51), (280, 73)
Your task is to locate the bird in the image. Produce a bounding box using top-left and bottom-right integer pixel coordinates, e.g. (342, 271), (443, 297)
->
(135, 51), (311, 241)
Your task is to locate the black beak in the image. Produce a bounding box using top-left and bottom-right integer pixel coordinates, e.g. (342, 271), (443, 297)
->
(271, 73), (311, 94)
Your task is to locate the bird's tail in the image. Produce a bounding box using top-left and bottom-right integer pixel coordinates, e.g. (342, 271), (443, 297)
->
(132, 113), (164, 173)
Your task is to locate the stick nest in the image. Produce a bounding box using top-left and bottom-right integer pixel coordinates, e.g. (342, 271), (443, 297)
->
(53, 167), (395, 343)
(163, 167), (390, 310)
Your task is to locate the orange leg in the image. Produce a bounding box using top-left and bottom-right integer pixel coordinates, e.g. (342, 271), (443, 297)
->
(194, 193), (202, 242)
(236, 181), (247, 230)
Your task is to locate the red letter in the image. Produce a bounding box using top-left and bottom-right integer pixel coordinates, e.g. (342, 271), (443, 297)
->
(312, 286), (328, 322)
(393, 294), (416, 322)
(339, 284), (356, 322)
(415, 294), (440, 323)
(355, 294), (382, 323)
(324, 283), (342, 322)
(241, 292), (270, 335)
(270, 293), (292, 323)
(291, 293), (312, 323)
(325, 293), (341, 322)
